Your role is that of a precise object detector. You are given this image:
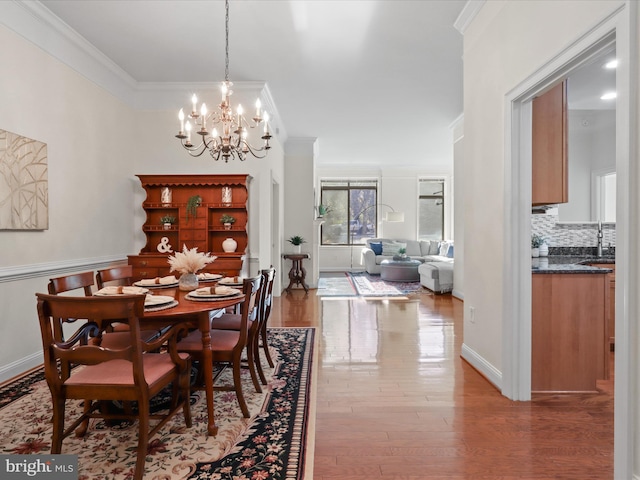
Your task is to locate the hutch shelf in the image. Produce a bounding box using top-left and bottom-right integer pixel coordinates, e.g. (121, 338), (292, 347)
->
(128, 174), (250, 280)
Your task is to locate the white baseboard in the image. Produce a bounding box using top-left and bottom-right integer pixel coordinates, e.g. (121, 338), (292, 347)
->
(461, 343), (502, 391)
(452, 288), (464, 300)
(0, 352), (42, 384)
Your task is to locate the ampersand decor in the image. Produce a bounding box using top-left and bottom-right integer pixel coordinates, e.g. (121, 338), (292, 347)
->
(157, 236), (173, 253)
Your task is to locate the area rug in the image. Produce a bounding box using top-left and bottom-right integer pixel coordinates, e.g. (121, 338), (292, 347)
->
(316, 276), (356, 297)
(348, 272), (425, 296)
(0, 327), (316, 480)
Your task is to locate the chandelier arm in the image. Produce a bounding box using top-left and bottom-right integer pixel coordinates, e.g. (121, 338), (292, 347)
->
(238, 141), (269, 159)
(180, 139), (209, 157)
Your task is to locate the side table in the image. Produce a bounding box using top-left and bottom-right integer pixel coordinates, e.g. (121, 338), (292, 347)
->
(283, 253), (310, 293)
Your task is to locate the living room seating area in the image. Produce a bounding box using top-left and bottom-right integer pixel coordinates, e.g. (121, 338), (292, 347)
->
(361, 238), (454, 293)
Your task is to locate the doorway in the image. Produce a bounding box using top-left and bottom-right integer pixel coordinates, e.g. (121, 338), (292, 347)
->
(503, 8), (635, 478)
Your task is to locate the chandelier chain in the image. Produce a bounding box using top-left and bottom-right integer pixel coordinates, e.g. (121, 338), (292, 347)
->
(224, 0), (229, 83)
(174, 0), (271, 162)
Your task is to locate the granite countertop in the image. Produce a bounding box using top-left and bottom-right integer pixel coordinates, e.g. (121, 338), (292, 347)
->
(532, 254), (614, 274)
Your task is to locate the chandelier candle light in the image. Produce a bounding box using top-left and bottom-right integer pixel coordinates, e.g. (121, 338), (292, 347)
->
(175, 0), (271, 162)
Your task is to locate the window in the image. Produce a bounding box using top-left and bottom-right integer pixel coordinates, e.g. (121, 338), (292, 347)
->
(320, 180), (378, 245)
(418, 179), (444, 241)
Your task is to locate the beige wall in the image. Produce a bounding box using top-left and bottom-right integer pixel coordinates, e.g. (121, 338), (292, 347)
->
(462, 1), (640, 476)
(0, 24), (137, 376)
(461, 0), (624, 377)
(0, 19), (286, 381)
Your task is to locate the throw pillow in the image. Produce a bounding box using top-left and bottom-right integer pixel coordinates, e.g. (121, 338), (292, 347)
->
(382, 242), (403, 256)
(447, 245), (454, 258)
(438, 241), (450, 257)
(370, 242), (383, 255)
(429, 240), (440, 255)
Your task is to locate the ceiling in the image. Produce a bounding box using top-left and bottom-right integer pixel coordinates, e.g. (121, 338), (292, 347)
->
(39, 0), (466, 168)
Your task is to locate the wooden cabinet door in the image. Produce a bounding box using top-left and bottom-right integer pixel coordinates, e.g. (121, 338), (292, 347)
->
(532, 80), (568, 205)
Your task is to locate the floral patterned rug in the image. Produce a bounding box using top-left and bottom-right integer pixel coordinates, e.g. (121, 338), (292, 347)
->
(0, 327), (316, 480)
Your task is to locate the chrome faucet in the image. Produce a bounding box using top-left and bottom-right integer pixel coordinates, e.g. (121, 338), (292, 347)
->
(596, 221), (603, 258)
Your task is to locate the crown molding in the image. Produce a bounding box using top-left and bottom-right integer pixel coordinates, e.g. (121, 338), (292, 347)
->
(454, 0), (486, 34)
(2, 0), (137, 104)
(2, 1), (287, 145)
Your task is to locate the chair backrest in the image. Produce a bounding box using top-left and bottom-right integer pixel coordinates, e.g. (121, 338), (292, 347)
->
(36, 293), (148, 388)
(238, 276), (262, 342)
(48, 271), (95, 296)
(96, 265), (134, 289)
(259, 267), (276, 325)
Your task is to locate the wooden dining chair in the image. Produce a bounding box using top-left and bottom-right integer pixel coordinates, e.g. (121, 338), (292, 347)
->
(49, 270), (157, 346)
(209, 274), (265, 393)
(48, 270), (95, 297)
(47, 271), (96, 379)
(36, 293), (192, 480)
(255, 267), (277, 382)
(95, 265), (161, 338)
(178, 275), (262, 417)
(208, 268), (277, 388)
(95, 265), (134, 289)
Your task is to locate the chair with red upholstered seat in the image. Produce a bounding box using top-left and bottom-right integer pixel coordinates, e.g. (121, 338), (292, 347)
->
(36, 293), (192, 480)
(178, 275), (261, 417)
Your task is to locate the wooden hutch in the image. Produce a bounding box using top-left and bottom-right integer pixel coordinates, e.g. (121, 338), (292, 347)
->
(128, 174), (250, 280)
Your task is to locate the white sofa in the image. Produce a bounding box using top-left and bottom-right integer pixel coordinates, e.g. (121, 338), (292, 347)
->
(360, 238), (453, 288)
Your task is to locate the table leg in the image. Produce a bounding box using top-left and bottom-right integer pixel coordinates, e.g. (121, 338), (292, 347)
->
(198, 311), (218, 436)
(286, 259), (309, 293)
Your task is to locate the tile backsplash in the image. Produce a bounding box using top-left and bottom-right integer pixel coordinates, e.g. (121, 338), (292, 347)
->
(531, 213), (615, 248)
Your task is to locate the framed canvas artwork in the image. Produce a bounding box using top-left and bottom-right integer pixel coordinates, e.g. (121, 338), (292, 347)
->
(0, 129), (48, 230)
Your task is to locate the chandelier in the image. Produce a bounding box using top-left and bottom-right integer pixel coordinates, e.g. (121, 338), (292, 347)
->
(175, 0), (271, 162)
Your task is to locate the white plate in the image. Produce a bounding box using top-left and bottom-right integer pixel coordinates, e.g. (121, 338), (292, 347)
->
(144, 295), (176, 307)
(186, 292), (243, 302)
(134, 276), (179, 288)
(197, 273), (223, 282)
(187, 287), (241, 299)
(95, 286), (149, 296)
(218, 277), (243, 287)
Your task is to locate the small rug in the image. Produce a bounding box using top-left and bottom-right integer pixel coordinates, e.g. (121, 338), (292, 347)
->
(0, 328), (316, 480)
(317, 276), (356, 297)
(348, 272), (425, 296)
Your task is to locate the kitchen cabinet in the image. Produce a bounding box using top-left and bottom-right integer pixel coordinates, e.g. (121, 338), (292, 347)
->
(589, 263), (615, 349)
(128, 174), (250, 280)
(532, 271), (608, 392)
(532, 80), (568, 205)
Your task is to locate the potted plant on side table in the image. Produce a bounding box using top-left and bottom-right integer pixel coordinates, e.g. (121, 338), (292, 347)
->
(287, 235), (307, 254)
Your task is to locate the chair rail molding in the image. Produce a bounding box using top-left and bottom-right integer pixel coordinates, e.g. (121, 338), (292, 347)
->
(0, 254), (127, 283)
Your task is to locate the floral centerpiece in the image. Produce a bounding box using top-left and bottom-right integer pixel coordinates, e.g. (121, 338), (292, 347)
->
(168, 245), (217, 291)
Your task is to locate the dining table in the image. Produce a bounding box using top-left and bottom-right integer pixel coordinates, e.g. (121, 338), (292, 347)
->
(140, 285), (245, 436)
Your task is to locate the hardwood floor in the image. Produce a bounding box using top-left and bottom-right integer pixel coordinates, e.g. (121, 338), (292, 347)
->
(270, 287), (614, 479)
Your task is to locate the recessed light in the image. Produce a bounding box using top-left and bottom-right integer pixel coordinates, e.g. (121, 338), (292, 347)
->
(600, 92), (617, 100)
(604, 59), (618, 69)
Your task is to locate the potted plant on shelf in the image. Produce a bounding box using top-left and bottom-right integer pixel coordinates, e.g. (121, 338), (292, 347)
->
(287, 235), (306, 254)
(160, 215), (176, 230)
(531, 234), (544, 258)
(186, 195), (202, 221)
(220, 214), (236, 230)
